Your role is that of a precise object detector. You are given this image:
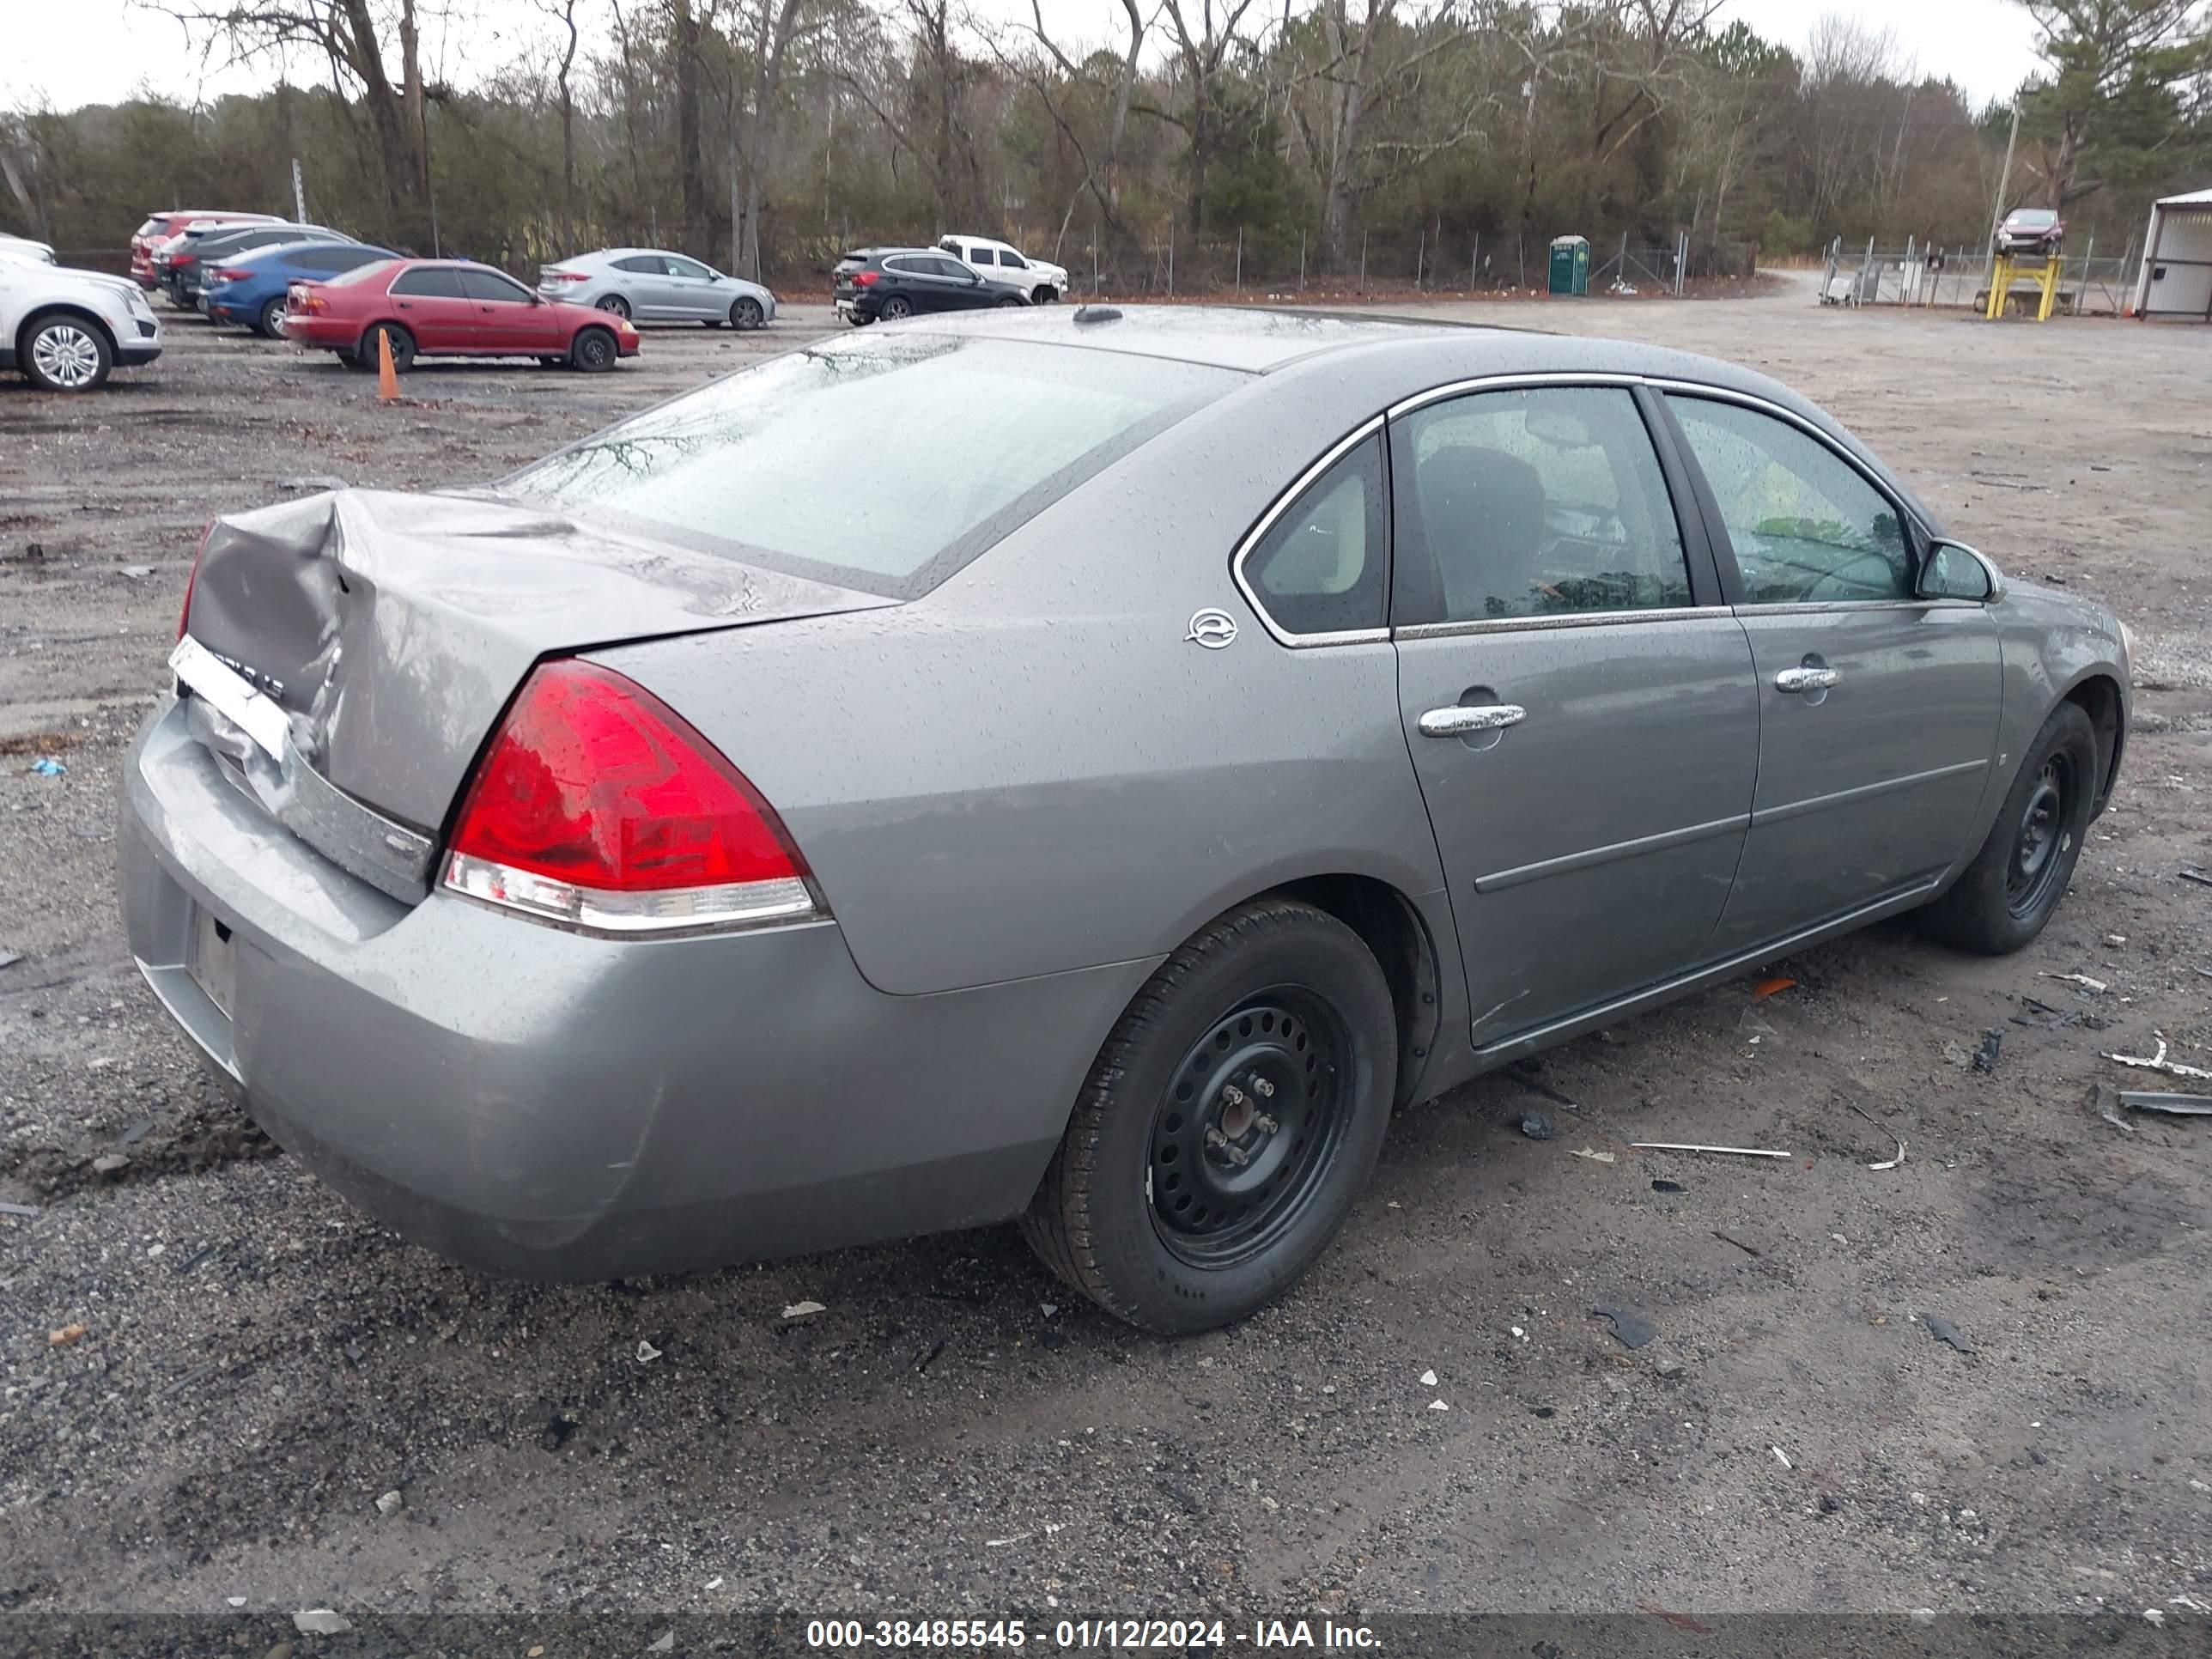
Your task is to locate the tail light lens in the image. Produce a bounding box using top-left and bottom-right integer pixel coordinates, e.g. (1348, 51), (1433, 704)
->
(442, 659), (822, 934)
(853, 270), (878, 287)
(216, 268), (247, 283)
(544, 270), (587, 283)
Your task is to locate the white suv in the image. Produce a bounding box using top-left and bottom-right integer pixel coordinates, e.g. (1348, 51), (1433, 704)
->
(938, 235), (1069, 305)
(0, 250), (163, 391)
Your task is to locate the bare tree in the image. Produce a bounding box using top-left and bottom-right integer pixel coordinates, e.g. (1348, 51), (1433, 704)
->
(1155, 0), (1262, 232)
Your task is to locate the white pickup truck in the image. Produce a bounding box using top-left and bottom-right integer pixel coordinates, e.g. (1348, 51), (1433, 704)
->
(937, 234), (1069, 306)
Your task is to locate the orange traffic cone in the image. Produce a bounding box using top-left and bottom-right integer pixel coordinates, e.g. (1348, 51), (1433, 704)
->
(376, 328), (399, 402)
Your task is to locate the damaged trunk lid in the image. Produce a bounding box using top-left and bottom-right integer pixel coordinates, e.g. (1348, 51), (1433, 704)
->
(179, 488), (890, 899)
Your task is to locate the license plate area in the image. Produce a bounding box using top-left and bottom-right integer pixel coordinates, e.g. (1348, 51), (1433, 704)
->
(188, 905), (237, 1020)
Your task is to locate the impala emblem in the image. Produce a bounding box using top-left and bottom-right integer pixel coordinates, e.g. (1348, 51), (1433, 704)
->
(1186, 608), (1238, 650)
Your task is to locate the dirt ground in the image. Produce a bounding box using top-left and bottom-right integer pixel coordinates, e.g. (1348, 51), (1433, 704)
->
(2, 280), (2209, 1635)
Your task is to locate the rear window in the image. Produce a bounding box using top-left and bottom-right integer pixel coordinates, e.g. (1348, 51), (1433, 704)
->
(507, 334), (1241, 598)
(325, 258), (399, 288)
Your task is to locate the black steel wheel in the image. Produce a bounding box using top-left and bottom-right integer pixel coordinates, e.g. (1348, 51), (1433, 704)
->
(1919, 698), (2099, 954)
(569, 325), (617, 372)
(1023, 897), (1396, 1334)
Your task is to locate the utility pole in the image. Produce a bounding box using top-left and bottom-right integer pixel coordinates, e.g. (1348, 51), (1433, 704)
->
(1989, 100), (2021, 249)
(291, 157), (307, 224)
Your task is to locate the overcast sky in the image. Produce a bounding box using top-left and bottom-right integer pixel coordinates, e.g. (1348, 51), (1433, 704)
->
(0, 0), (2047, 115)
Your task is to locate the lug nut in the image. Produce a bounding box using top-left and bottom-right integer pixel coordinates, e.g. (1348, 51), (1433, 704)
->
(1221, 1084), (1247, 1109)
(1253, 1113), (1278, 1135)
(1251, 1076), (1275, 1098)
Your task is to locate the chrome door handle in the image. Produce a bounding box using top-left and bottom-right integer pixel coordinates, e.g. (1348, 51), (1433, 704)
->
(1419, 703), (1527, 738)
(1774, 667), (1840, 694)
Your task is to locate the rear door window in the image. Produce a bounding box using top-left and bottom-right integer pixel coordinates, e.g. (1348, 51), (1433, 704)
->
(614, 255), (664, 274)
(507, 335), (1242, 597)
(391, 267), (468, 299)
(459, 267), (534, 302)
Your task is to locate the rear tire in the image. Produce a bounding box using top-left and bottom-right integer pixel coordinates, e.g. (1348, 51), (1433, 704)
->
(568, 325), (617, 372)
(1918, 701), (2098, 955)
(362, 322), (415, 373)
(596, 294), (630, 321)
(879, 295), (914, 321)
(256, 296), (288, 338)
(1021, 898), (1396, 1334)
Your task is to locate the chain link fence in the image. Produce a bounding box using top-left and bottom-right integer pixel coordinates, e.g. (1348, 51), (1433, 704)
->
(1816, 235), (2141, 317)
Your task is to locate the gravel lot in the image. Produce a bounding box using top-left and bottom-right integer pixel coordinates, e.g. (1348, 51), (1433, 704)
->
(2, 283), (2209, 1632)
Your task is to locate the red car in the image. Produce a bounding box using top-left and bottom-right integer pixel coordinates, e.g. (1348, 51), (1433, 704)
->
(284, 258), (641, 372)
(130, 210), (278, 289)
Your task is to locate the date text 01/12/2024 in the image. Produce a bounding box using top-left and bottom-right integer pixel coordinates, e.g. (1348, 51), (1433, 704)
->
(805, 1617), (1382, 1649)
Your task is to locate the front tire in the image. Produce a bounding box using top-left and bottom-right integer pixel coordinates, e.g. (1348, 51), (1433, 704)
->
(1918, 701), (2098, 954)
(1031, 284), (1059, 306)
(730, 295), (765, 330)
(1022, 898), (1396, 1334)
(21, 313), (112, 392)
(568, 325), (617, 372)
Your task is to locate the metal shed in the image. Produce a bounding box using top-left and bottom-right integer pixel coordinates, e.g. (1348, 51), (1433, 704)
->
(2132, 186), (2212, 320)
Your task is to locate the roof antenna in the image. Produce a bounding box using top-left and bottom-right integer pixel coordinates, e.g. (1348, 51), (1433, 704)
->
(1072, 305), (1122, 325)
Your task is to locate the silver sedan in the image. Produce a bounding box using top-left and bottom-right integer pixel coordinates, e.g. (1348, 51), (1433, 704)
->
(120, 308), (2129, 1333)
(537, 246), (776, 327)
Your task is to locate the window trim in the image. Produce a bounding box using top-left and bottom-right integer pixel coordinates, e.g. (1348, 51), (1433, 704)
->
(1230, 416), (1392, 648)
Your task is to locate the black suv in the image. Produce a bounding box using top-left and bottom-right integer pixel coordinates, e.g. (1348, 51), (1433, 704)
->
(833, 247), (1026, 325)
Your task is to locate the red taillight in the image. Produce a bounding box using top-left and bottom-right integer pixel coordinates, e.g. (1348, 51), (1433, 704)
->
(545, 270), (587, 283)
(216, 268), (247, 282)
(179, 522), (210, 640)
(441, 660), (819, 933)
(853, 270), (878, 287)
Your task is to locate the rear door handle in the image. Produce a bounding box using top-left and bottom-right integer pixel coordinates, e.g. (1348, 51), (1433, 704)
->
(1775, 667), (1840, 694)
(1419, 704), (1526, 738)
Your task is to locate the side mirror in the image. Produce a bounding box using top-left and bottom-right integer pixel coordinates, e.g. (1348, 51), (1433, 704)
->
(1918, 538), (1999, 602)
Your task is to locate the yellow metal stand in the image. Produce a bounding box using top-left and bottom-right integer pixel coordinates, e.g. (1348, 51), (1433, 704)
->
(1984, 253), (2063, 321)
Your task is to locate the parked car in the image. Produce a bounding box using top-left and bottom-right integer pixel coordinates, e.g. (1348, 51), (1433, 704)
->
(833, 247), (1025, 323)
(131, 210), (279, 288)
(938, 234), (1070, 305)
(536, 248), (776, 328)
(124, 308), (2129, 1331)
(1995, 207), (2065, 257)
(283, 257), (640, 371)
(162, 223), (346, 306)
(2, 253), (162, 390)
(202, 240), (399, 337)
(0, 233), (57, 264)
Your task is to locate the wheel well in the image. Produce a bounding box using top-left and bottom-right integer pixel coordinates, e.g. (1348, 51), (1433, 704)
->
(18, 305), (117, 361)
(2064, 674), (2124, 811)
(362, 319), (413, 352)
(1273, 875), (1441, 1107)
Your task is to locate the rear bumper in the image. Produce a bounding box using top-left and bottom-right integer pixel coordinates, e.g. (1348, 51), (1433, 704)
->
(118, 696), (1144, 1280)
(285, 316), (355, 348)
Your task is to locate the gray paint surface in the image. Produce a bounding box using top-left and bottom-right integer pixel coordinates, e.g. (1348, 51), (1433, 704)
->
(121, 306), (2132, 1279)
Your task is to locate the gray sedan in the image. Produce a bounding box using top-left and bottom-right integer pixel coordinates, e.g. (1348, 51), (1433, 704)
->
(120, 308), (2130, 1333)
(537, 246), (775, 327)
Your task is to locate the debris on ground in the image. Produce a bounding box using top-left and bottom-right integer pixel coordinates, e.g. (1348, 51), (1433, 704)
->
(0, 949), (21, 969)
(1519, 1111), (1556, 1141)
(2012, 994), (2112, 1032)
(1924, 1315), (1977, 1353)
(1590, 1304), (1658, 1349)
(374, 1489), (404, 1516)
(47, 1323), (87, 1347)
(2120, 1091), (2212, 1116)
(1629, 1141), (1793, 1159)
(1972, 1028), (2003, 1073)
(1568, 1145), (1616, 1163)
(291, 1610), (352, 1635)
(1943, 1041), (1972, 1069)
(635, 1339), (663, 1364)
(1712, 1230), (1762, 1257)
(2040, 971), (2109, 994)
(1739, 1007), (1777, 1042)
(2105, 1037), (2212, 1081)
(27, 757), (64, 778)
(1419, 1369), (1438, 1386)
(0, 1200), (40, 1218)
(781, 1301), (827, 1320)
(647, 1630), (677, 1652)
(1428, 1398), (1450, 1411)
(90, 1152), (128, 1175)
(2179, 868), (2212, 889)
(1505, 1062), (1579, 1111)
(1771, 1446), (1793, 1470)
(2089, 1084), (2136, 1133)
(539, 1413), (577, 1451)
(1844, 1100), (1906, 1170)
(1753, 976), (1796, 998)
(1651, 1179), (1686, 1194)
